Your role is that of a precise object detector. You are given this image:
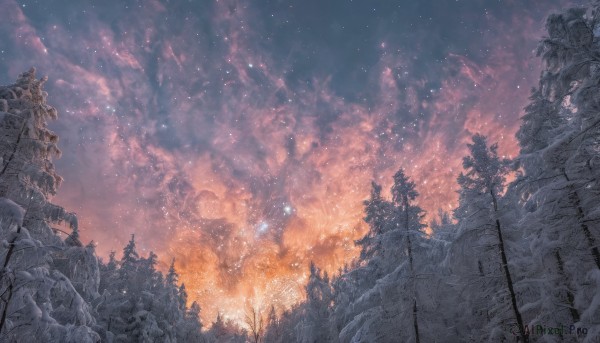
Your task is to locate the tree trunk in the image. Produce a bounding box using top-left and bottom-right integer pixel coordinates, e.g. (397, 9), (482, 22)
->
(0, 283), (13, 335)
(0, 225), (21, 335)
(412, 300), (420, 343)
(555, 250), (580, 322)
(491, 191), (527, 342)
(562, 170), (600, 270)
(403, 196), (420, 343)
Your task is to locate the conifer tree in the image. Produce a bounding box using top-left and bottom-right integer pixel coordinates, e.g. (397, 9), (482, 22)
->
(450, 134), (525, 341)
(0, 69), (99, 342)
(178, 301), (203, 342)
(390, 169), (423, 343)
(296, 262), (336, 343)
(263, 305), (280, 343)
(514, 5), (600, 338)
(335, 170), (449, 342)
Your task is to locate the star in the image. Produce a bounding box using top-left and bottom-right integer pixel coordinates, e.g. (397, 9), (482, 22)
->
(257, 222), (269, 234)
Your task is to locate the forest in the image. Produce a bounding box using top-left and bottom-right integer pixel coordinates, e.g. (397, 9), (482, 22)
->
(1, 2), (600, 343)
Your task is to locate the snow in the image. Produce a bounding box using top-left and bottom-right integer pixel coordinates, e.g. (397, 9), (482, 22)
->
(0, 197), (24, 226)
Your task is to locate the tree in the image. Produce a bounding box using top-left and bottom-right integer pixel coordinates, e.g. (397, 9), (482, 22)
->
(450, 134), (526, 341)
(178, 284), (188, 312)
(245, 303), (264, 343)
(390, 169), (423, 343)
(356, 182), (393, 263)
(534, 6), (600, 271)
(124, 299), (164, 343)
(263, 305), (281, 343)
(514, 5), (600, 338)
(209, 313), (227, 341)
(94, 238), (205, 342)
(334, 170), (451, 342)
(0, 69), (99, 342)
(207, 312), (248, 343)
(262, 304), (304, 343)
(296, 262), (336, 343)
(160, 259), (184, 342)
(178, 301), (203, 342)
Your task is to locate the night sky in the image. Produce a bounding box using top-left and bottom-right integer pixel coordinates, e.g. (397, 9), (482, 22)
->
(0, 0), (584, 324)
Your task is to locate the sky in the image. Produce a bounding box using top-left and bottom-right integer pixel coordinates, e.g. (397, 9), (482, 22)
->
(0, 0), (585, 325)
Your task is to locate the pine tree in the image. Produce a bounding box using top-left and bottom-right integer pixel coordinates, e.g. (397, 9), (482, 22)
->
(274, 305), (304, 343)
(160, 259), (183, 342)
(356, 182), (393, 263)
(335, 170), (450, 342)
(178, 301), (203, 342)
(297, 262), (336, 343)
(450, 134), (525, 341)
(514, 5), (600, 338)
(210, 313), (227, 341)
(0, 69), (100, 342)
(390, 169), (423, 343)
(125, 299), (163, 343)
(178, 284), (188, 312)
(263, 305), (280, 343)
(207, 312), (248, 342)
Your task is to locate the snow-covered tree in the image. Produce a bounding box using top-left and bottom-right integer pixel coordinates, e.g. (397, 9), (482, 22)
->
(159, 259), (184, 342)
(0, 69), (100, 342)
(263, 305), (281, 343)
(390, 169), (423, 343)
(332, 170), (451, 342)
(514, 5), (600, 339)
(177, 301), (204, 342)
(296, 262), (336, 343)
(448, 134), (526, 341)
(356, 182), (394, 265)
(263, 304), (304, 343)
(0, 69), (76, 241)
(206, 312), (248, 343)
(93, 235), (203, 342)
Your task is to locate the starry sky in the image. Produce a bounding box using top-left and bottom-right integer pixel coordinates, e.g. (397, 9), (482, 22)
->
(0, 0), (584, 324)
